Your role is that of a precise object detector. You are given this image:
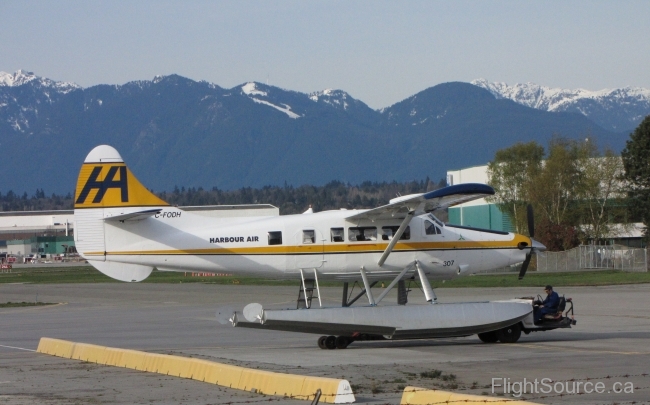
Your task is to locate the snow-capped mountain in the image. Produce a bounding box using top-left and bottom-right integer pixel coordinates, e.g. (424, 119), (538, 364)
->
(0, 70), (82, 132)
(0, 70), (636, 194)
(241, 82), (302, 119)
(309, 89), (353, 110)
(0, 69), (80, 93)
(472, 79), (650, 132)
(237, 82), (369, 118)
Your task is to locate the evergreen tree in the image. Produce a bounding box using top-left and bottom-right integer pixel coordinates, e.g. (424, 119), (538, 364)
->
(621, 115), (650, 241)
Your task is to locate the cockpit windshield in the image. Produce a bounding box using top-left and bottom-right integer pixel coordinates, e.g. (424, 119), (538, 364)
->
(427, 213), (445, 228)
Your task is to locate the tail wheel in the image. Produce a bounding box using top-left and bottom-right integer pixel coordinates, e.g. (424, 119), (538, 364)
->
(317, 336), (327, 349)
(324, 335), (337, 350)
(477, 331), (499, 343)
(497, 323), (522, 344)
(335, 336), (351, 349)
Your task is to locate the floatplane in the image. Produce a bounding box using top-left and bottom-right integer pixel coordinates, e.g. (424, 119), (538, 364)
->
(74, 145), (552, 349)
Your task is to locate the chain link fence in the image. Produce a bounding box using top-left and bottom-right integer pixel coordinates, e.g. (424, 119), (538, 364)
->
(537, 245), (648, 273)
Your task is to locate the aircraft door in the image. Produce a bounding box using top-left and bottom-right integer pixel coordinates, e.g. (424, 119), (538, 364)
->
(293, 228), (325, 269)
(422, 218), (457, 275)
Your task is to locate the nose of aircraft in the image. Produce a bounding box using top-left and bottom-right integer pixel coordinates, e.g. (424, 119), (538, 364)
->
(531, 238), (546, 252)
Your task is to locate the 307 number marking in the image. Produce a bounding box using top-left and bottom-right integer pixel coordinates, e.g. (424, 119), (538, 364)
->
(443, 260), (455, 267)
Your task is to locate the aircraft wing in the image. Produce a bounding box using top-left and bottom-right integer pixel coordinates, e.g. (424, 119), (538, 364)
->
(346, 183), (494, 221)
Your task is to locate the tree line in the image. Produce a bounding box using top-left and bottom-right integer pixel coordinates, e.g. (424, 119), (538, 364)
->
(487, 115), (650, 251)
(0, 179), (446, 215)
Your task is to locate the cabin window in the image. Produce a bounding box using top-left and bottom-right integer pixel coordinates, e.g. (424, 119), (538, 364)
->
(382, 226), (411, 240)
(348, 227), (377, 242)
(425, 220), (441, 235)
(302, 230), (315, 244)
(330, 228), (344, 242)
(268, 231), (283, 245)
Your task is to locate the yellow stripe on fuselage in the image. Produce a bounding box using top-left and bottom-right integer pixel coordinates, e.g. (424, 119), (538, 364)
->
(89, 236), (529, 256)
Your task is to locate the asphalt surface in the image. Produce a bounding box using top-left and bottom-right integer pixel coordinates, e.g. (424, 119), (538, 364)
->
(1, 282), (650, 404)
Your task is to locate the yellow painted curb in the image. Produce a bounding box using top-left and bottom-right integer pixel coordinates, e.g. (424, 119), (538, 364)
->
(37, 337), (354, 403)
(400, 386), (542, 405)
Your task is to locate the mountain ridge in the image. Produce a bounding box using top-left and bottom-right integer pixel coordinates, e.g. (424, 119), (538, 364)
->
(0, 70), (644, 195)
(472, 78), (650, 132)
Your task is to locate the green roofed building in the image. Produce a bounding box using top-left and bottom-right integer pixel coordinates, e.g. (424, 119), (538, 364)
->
(446, 164), (514, 232)
(448, 203), (515, 232)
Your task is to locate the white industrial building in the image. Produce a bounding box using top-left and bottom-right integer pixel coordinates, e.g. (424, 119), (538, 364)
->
(446, 164), (646, 247)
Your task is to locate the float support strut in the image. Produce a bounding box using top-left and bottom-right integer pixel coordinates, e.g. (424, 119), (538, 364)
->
(360, 266), (376, 306)
(416, 261), (437, 303)
(346, 281), (378, 307)
(375, 262), (414, 304)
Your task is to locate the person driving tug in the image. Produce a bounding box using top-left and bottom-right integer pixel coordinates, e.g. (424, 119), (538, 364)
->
(534, 285), (560, 323)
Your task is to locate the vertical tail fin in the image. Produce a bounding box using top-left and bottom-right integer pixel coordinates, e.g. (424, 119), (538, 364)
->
(75, 145), (169, 209)
(74, 145), (167, 282)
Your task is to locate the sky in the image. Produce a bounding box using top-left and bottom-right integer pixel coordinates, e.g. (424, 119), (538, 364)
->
(2, 0), (649, 109)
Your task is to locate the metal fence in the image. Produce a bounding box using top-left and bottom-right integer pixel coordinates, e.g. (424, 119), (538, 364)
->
(537, 245), (648, 273)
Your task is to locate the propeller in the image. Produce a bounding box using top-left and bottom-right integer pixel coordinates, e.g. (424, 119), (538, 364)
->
(518, 204), (535, 280)
(527, 203), (535, 238)
(518, 254), (532, 280)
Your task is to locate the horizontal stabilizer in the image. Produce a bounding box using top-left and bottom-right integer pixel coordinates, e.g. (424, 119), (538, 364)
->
(104, 208), (162, 222)
(87, 260), (153, 282)
(347, 183), (494, 221)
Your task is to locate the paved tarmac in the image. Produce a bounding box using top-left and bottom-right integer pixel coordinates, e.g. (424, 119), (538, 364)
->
(1, 282), (650, 405)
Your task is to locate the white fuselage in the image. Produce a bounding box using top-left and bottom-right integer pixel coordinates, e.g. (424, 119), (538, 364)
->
(77, 206), (530, 281)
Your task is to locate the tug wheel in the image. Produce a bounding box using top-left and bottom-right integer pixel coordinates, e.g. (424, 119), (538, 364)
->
(318, 336), (328, 349)
(497, 323), (522, 344)
(335, 336), (350, 349)
(477, 331), (499, 343)
(325, 335), (337, 350)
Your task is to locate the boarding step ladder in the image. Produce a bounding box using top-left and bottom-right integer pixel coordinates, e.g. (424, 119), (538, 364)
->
(297, 278), (318, 309)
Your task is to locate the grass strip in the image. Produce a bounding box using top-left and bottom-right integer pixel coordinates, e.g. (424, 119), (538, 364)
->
(0, 301), (57, 308)
(431, 269), (650, 288)
(1, 267), (649, 288)
(0, 267), (323, 286)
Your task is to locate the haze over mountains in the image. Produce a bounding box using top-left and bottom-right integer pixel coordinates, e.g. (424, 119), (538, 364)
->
(1, 70), (649, 195)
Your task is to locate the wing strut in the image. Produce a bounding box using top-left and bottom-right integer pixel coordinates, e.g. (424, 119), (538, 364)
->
(377, 211), (414, 266)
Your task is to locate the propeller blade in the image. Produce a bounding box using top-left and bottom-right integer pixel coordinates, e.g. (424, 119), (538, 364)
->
(518, 253), (532, 280)
(527, 204), (535, 238)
